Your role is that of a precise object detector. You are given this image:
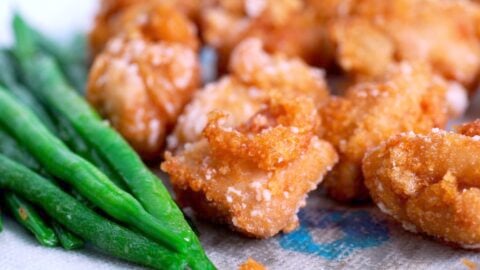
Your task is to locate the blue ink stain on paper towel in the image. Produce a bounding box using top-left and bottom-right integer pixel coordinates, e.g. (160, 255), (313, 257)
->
(278, 209), (389, 260)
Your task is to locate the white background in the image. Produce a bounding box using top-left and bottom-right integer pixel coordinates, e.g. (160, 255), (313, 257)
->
(0, 0), (97, 46)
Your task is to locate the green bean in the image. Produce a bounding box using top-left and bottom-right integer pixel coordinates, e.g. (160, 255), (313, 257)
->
(0, 50), (56, 132)
(11, 15), (87, 93)
(0, 50), (125, 191)
(0, 154), (187, 269)
(3, 193), (58, 247)
(0, 87), (187, 253)
(55, 112), (127, 190)
(0, 128), (42, 173)
(12, 14), (214, 269)
(0, 127), (85, 249)
(51, 222), (84, 250)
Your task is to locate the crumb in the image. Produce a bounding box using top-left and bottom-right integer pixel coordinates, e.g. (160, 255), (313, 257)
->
(239, 258), (267, 270)
(462, 258), (478, 270)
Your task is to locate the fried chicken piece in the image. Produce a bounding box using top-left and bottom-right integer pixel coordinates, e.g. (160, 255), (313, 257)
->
(329, 0), (480, 90)
(87, 38), (199, 159)
(201, 0), (331, 72)
(89, 0), (198, 56)
(363, 125), (480, 248)
(168, 38), (329, 151)
(162, 95), (338, 238)
(319, 63), (449, 202)
(239, 258), (267, 270)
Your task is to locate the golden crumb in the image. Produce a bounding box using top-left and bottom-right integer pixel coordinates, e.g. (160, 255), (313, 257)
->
(462, 258), (478, 270)
(239, 258), (267, 270)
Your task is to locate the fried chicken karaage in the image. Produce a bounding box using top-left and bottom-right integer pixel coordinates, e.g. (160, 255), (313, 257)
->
(319, 63), (449, 202)
(168, 38), (329, 150)
(162, 95), (338, 238)
(87, 38), (199, 159)
(90, 0), (199, 56)
(202, 0), (480, 91)
(329, 0), (480, 90)
(201, 0), (332, 72)
(363, 123), (480, 248)
(163, 37), (335, 237)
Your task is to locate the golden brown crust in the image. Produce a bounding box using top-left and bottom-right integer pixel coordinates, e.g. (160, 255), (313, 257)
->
(87, 38), (199, 159)
(162, 95), (338, 238)
(363, 127), (480, 248)
(319, 63), (449, 202)
(203, 94), (318, 171)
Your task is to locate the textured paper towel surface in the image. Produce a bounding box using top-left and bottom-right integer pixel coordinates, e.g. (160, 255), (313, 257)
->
(1, 193), (479, 270)
(1, 0), (480, 269)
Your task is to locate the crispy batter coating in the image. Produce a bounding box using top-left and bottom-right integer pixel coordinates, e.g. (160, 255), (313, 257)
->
(329, 0), (480, 89)
(87, 38), (199, 159)
(203, 94), (318, 171)
(162, 96), (338, 238)
(89, 0), (198, 56)
(239, 258), (267, 270)
(363, 126), (480, 248)
(168, 38), (329, 151)
(319, 63), (449, 202)
(201, 0), (331, 72)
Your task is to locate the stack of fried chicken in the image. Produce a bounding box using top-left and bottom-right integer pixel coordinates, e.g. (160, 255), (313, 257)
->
(86, 0), (480, 248)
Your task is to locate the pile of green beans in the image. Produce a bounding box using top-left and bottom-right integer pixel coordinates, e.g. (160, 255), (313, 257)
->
(0, 155), (187, 269)
(0, 14), (215, 269)
(0, 128), (84, 249)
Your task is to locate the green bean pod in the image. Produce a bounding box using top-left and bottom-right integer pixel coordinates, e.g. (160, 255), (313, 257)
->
(0, 50), (56, 132)
(0, 87), (187, 252)
(0, 154), (187, 269)
(4, 193), (58, 247)
(55, 112), (127, 190)
(51, 222), (84, 250)
(10, 15), (87, 93)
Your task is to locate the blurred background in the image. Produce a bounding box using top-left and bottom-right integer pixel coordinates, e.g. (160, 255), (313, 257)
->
(0, 0), (96, 46)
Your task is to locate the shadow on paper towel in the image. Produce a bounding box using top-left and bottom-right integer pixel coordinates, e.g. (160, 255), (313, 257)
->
(278, 208), (389, 260)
